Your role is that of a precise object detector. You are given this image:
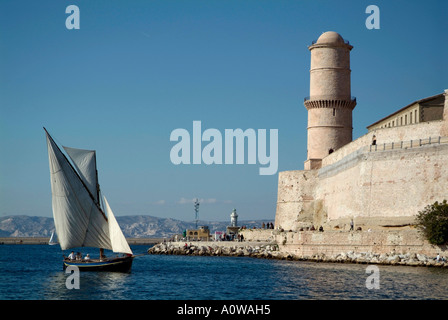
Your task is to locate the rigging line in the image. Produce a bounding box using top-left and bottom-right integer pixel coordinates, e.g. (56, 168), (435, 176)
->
(50, 141), (111, 250)
(44, 128), (108, 222)
(64, 145), (100, 206)
(64, 146), (100, 206)
(71, 186), (111, 250)
(133, 253), (149, 257)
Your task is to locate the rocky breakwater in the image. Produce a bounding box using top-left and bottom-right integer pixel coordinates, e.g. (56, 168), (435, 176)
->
(147, 242), (282, 259)
(148, 242), (448, 267)
(300, 251), (448, 267)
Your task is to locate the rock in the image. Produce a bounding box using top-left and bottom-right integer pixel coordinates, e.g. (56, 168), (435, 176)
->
(336, 254), (346, 262)
(386, 255), (400, 263)
(399, 253), (409, 260)
(379, 253), (388, 263)
(370, 257), (380, 264)
(146, 242), (448, 268)
(416, 254), (427, 262)
(426, 260), (436, 266)
(356, 256), (368, 264)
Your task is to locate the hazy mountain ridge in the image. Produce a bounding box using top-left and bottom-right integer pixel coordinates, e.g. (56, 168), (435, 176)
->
(0, 215), (272, 238)
(0, 215), (55, 237)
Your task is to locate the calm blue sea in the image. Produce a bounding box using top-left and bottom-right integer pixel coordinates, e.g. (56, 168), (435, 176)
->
(1, 244), (448, 301)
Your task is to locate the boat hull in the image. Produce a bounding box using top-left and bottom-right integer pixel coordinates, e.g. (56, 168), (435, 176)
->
(63, 256), (134, 272)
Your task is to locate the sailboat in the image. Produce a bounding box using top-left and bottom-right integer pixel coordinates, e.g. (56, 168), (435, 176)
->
(49, 231), (58, 245)
(44, 128), (134, 272)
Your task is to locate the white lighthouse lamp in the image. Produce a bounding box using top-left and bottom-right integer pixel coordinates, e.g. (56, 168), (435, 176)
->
(230, 209), (238, 227)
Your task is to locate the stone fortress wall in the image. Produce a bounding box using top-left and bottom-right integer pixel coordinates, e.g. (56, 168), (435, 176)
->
(275, 110), (448, 233)
(237, 228), (447, 265)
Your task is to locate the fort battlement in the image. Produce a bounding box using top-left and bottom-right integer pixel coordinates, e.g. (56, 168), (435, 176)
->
(322, 119), (444, 167)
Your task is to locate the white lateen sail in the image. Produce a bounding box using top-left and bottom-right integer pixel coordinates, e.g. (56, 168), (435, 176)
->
(49, 231), (58, 245)
(63, 146), (99, 205)
(104, 197), (133, 255)
(45, 128), (132, 255)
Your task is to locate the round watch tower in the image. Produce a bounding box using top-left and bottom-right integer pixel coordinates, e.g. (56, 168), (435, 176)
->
(304, 31), (356, 170)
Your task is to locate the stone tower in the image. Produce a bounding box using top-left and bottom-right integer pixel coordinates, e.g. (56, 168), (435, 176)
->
(304, 31), (356, 170)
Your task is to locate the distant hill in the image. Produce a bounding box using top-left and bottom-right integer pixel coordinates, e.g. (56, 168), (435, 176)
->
(0, 215), (55, 237)
(0, 215), (272, 238)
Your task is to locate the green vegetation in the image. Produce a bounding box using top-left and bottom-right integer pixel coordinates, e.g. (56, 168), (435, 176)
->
(415, 200), (448, 245)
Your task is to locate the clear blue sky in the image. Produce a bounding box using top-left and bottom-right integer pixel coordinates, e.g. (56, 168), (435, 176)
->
(0, 0), (446, 222)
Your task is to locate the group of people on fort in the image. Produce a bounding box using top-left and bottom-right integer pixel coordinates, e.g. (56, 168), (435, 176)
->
(217, 232), (243, 241)
(299, 225), (325, 232)
(261, 222), (274, 229)
(239, 222), (274, 230)
(296, 220), (363, 232)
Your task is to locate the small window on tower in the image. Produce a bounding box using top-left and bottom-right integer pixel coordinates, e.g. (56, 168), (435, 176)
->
(333, 108), (336, 116)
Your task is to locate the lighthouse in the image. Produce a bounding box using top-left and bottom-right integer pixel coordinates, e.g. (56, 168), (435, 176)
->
(226, 208), (239, 238)
(304, 31), (356, 170)
(230, 208), (238, 227)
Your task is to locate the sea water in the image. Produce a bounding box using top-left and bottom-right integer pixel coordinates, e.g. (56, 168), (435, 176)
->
(1, 244), (448, 300)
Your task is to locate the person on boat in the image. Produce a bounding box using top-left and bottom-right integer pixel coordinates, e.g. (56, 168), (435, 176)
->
(84, 254), (91, 261)
(68, 251), (76, 260)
